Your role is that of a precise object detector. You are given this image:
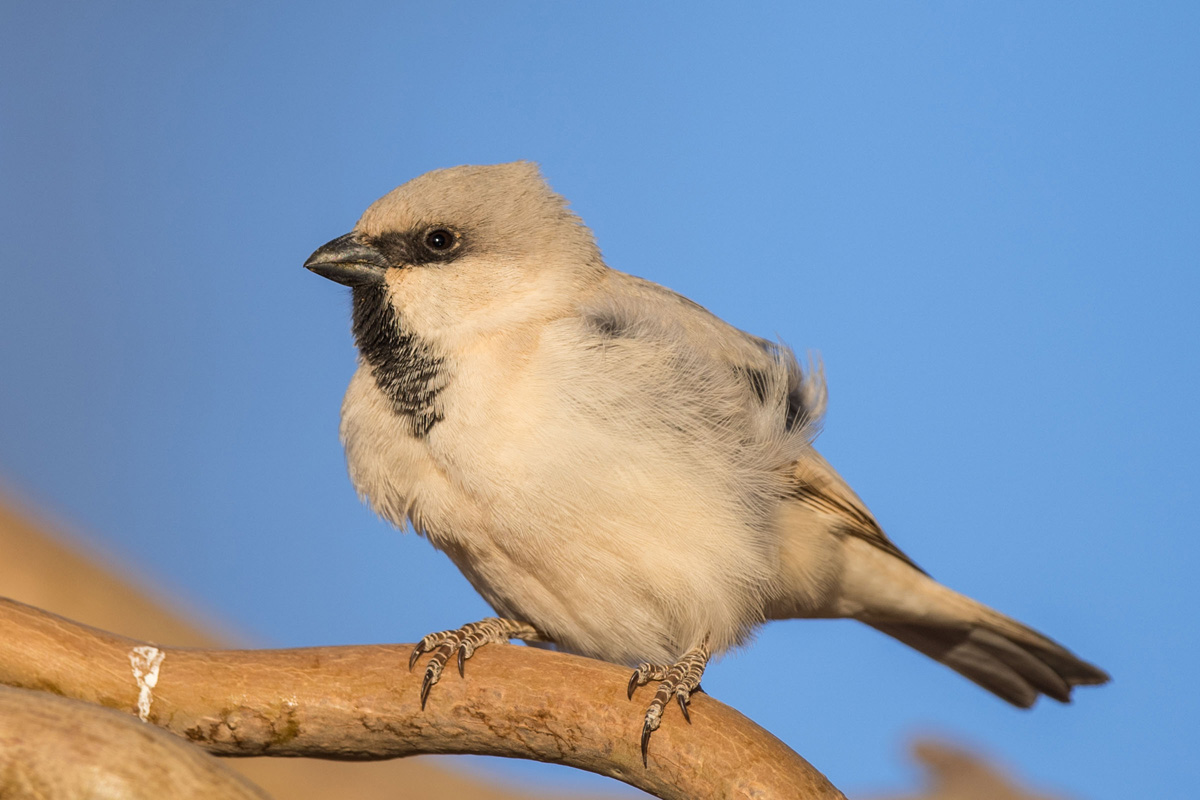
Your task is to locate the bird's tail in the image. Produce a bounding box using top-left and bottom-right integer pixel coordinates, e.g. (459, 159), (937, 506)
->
(840, 539), (1109, 707)
(867, 614), (1109, 707)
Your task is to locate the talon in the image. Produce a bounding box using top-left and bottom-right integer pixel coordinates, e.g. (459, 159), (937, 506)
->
(640, 716), (653, 766)
(408, 618), (542, 709)
(632, 639), (711, 765)
(641, 701), (663, 767)
(420, 666), (436, 709)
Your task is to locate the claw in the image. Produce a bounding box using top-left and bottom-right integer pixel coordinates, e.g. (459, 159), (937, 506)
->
(632, 639), (711, 766)
(408, 618), (542, 709)
(420, 667), (435, 709)
(640, 700), (663, 766)
(640, 716), (653, 766)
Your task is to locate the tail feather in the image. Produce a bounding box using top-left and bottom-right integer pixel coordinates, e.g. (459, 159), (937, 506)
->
(868, 611), (1108, 707)
(827, 538), (1110, 707)
(775, 454), (1110, 707)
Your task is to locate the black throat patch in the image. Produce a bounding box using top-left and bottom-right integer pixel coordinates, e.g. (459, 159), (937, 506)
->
(351, 283), (445, 437)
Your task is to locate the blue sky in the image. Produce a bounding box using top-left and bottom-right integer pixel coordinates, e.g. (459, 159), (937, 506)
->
(1, 3), (1196, 797)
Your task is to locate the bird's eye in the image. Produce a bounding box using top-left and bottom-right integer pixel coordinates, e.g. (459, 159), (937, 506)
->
(424, 228), (456, 251)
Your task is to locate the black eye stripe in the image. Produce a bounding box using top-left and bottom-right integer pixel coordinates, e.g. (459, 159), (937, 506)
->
(369, 228), (466, 267)
(370, 232), (411, 264)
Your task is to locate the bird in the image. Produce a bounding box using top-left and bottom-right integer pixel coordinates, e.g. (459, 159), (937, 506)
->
(304, 162), (1109, 764)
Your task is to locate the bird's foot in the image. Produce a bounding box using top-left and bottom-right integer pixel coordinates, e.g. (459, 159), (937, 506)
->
(627, 638), (711, 766)
(408, 617), (541, 708)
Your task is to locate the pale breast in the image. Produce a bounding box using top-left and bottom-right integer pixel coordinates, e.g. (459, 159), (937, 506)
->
(392, 318), (787, 664)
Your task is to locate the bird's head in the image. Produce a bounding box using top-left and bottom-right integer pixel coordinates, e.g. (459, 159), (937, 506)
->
(305, 162), (605, 343)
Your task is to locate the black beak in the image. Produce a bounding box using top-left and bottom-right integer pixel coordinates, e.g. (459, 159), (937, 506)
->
(304, 232), (389, 286)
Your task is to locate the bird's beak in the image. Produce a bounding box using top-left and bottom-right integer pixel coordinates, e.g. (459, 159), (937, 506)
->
(304, 232), (389, 286)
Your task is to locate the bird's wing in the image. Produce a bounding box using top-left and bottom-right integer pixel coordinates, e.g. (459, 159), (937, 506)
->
(586, 271), (916, 573)
(593, 270), (829, 433)
(789, 449), (927, 575)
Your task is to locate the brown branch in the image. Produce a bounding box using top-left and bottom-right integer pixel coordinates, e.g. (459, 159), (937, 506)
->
(0, 596), (845, 799)
(0, 685), (271, 799)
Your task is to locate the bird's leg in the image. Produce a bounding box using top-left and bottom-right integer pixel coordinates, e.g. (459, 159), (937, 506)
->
(628, 637), (711, 766)
(626, 662), (671, 698)
(408, 617), (542, 708)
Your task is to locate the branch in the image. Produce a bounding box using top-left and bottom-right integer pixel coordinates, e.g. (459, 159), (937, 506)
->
(0, 597), (844, 799)
(0, 685), (270, 799)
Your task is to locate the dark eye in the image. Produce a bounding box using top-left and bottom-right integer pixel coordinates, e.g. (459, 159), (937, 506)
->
(424, 228), (456, 251)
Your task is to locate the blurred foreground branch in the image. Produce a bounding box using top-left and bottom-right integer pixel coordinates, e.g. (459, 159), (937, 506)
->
(0, 685), (270, 799)
(0, 596), (843, 800)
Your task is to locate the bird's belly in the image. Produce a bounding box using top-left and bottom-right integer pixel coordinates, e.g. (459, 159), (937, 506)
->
(342, 357), (778, 667)
(419, 423), (775, 664)
(423, 505), (732, 667)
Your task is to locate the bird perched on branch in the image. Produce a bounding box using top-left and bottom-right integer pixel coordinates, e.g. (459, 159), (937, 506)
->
(304, 162), (1108, 764)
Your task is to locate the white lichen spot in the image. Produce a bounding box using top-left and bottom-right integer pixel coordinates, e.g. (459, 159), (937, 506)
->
(128, 645), (166, 722)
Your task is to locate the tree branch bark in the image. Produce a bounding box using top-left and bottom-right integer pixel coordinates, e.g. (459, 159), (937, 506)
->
(0, 685), (271, 799)
(0, 596), (844, 799)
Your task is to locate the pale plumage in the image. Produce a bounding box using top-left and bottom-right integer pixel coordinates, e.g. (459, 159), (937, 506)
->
(305, 162), (1108, 760)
